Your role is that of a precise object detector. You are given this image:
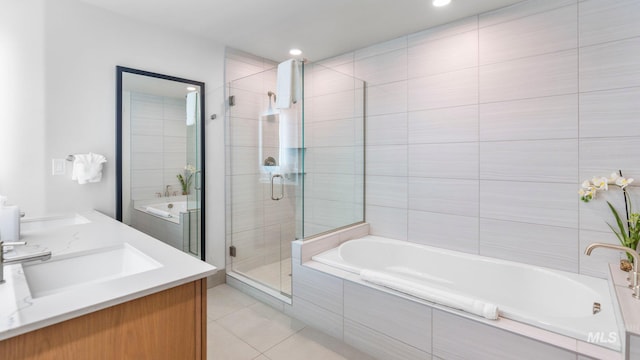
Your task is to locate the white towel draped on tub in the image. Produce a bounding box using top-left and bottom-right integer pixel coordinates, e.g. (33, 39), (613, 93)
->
(275, 59), (301, 109)
(146, 207), (172, 218)
(360, 269), (499, 320)
(71, 153), (107, 184)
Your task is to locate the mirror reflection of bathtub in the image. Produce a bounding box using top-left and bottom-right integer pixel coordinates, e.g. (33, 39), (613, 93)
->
(131, 196), (200, 254)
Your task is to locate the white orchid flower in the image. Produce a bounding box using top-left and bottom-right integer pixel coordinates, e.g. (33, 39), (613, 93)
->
(616, 177), (634, 189)
(185, 164), (196, 173)
(608, 172), (620, 184)
(592, 177), (608, 190)
(581, 180), (591, 189)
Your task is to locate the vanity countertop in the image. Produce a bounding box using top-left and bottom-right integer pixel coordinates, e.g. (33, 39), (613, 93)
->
(0, 210), (216, 341)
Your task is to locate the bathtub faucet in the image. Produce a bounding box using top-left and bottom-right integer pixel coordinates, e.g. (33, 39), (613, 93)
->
(585, 242), (640, 299)
(164, 185), (172, 197)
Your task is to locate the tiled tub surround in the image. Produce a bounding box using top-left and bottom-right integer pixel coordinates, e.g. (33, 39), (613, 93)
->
(290, 233), (624, 360)
(311, 0), (640, 281)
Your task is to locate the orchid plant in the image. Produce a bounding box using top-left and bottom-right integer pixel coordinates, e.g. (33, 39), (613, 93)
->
(580, 171), (639, 263)
(177, 164), (196, 195)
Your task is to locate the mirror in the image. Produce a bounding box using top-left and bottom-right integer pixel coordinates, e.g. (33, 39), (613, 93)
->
(116, 66), (205, 261)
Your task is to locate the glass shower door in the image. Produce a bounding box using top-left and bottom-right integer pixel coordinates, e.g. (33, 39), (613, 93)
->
(185, 91), (202, 258)
(227, 65), (303, 296)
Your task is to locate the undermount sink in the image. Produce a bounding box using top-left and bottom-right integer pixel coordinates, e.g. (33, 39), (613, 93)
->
(22, 243), (161, 298)
(21, 213), (91, 233)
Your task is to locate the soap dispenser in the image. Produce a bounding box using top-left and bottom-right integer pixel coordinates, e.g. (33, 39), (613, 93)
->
(0, 196), (20, 241)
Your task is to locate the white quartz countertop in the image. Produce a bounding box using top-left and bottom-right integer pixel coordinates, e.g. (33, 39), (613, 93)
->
(0, 210), (217, 341)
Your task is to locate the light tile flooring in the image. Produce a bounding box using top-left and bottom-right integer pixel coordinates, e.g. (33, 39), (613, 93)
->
(206, 284), (375, 360)
(242, 259), (293, 295)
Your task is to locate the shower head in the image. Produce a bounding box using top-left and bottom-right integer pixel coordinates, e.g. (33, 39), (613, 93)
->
(263, 91), (278, 117)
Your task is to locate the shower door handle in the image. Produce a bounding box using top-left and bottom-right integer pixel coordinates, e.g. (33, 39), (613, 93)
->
(271, 174), (284, 201)
(194, 170), (202, 191)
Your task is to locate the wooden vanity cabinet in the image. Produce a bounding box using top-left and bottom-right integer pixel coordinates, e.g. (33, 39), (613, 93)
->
(0, 278), (207, 360)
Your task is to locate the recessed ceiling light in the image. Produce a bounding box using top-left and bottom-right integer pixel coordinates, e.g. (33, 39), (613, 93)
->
(186, 86), (196, 91)
(289, 48), (302, 56)
(432, 0), (451, 7)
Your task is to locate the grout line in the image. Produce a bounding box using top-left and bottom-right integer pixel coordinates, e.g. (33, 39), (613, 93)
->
(477, 13), (482, 256)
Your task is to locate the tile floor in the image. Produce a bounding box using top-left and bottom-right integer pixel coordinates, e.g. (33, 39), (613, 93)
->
(242, 259), (293, 295)
(206, 284), (375, 360)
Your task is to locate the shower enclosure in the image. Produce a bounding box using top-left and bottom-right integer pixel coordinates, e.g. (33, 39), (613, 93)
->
(226, 61), (365, 297)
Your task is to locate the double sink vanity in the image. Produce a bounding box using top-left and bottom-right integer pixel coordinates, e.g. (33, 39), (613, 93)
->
(0, 211), (216, 359)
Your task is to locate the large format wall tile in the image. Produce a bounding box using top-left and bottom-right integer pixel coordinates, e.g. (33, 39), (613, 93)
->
(366, 145), (408, 176)
(579, 137), (640, 180)
(408, 105), (478, 144)
(480, 139), (578, 183)
(367, 113), (407, 145)
(579, 230), (621, 279)
(366, 81), (408, 116)
(366, 205), (408, 240)
(409, 16), (478, 46)
(479, 0), (576, 28)
(366, 175), (408, 209)
(408, 142), (479, 179)
(409, 29), (478, 78)
(355, 36), (407, 61)
(408, 67), (478, 111)
(479, 94), (578, 141)
(292, 262), (343, 315)
(480, 218), (579, 272)
(344, 319), (430, 360)
(408, 177), (479, 217)
(408, 210), (479, 253)
(355, 48), (407, 86)
(480, 49), (577, 103)
(344, 281), (432, 352)
(480, 4), (577, 65)
(579, 87), (640, 138)
(579, 0), (640, 47)
(580, 37), (640, 92)
(432, 310), (576, 360)
(480, 180), (578, 229)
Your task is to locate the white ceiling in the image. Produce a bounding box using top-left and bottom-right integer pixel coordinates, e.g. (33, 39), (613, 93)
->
(81, 0), (523, 62)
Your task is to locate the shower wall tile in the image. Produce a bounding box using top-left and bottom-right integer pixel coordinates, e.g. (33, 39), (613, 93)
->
(312, 65), (356, 96)
(131, 135), (162, 153)
(579, 87), (640, 138)
(131, 169), (163, 188)
(355, 36), (407, 61)
(355, 48), (407, 86)
(579, 230), (621, 278)
(163, 120), (187, 137)
(230, 200), (264, 233)
(365, 145), (407, 177)
(579, 137), (640, 180)
(409, 16), (478, 46)
(228, 117), (259, 147)
(408, 142), (478, 179)
(480, 180), (578, 229)
(479, 4), (577, 65)
(366, 113), (407, 145)
(344, 281), (432, 352)
(579, 37), (640, 92)
(289, 296), (344, 340)
(310, 118), (358, 147)
(408, 67), (478, 111)
(230, 175), (263, 203)
(229, 146), (259, 175)
(312, 90), (356, 121)
(479, 94), (578, 141)
(366, 81), (407, 116)
(578, 187), (640, 233)
(479, 49), (577, 103)
(480, 139), (578, 183)
(131, 152), (163, 170)
(408, 210), (479, 254)
(579, 0), (640, 47)
(408, 29), (478, 79)
(432, 310), (576, 360)
(131, 117), (163, 136)
(305, 147), (356, 175)
(163, 136), (187, 153)
(306, 173), (357, 202)
(344, 319), (430, 360)
(163, 100), (186, 120)
(479, 218), (579, 272)
(479, 0), (576, 28)
(366, 205), (408, 241)
(408, 178), (479, 217)
(130, 94), (163, 118)
(227, 87), (264, 120)
(366, 175), (408, 209)
(408, 105), (478, 144)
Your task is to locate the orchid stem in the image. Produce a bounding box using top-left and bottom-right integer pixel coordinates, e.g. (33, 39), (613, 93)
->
(620, 169), (632, 241)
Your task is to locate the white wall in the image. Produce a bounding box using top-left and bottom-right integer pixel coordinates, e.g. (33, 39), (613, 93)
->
(317, 0), (640, 279)
(0, 0), (227, 269)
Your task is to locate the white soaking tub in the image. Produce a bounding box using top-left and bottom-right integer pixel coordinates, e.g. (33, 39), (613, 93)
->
(312, 235), (622, 351)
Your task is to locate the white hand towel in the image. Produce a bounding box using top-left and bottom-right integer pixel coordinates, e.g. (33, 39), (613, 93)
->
(360, 269), (499, 320)
(71, 153), (107, 184)
(276, 59), (301, 109)
(146, 207), (172, 218)
(186, 91), (198, 126)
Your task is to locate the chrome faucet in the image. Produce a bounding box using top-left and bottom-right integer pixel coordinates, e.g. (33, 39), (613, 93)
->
(164, 185), (172, 197)
(1, 241), (52, 284)
(585, 242), (640, 299)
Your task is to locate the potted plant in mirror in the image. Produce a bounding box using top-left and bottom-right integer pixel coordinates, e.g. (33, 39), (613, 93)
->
(177, 164), (196, 195)
(580, 170), (639, 271)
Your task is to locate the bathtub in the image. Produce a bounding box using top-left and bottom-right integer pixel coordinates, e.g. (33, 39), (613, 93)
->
(136, 201), (187, 224)
(312, 235), (622, 351)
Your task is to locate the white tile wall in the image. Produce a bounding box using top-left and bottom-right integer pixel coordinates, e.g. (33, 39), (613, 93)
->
(579, 87), (640, 138)
(408, 105), (478, 144)
(344, 319), (431, 360)
(579, 0), (640, 47)
(408, 210), (479, 253)
(579, 37), (640, 92)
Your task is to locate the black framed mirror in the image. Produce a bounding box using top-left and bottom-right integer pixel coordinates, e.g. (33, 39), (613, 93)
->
(116, 66), (205, 261)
